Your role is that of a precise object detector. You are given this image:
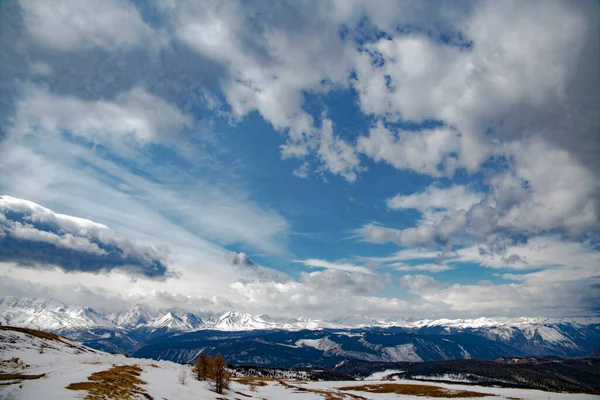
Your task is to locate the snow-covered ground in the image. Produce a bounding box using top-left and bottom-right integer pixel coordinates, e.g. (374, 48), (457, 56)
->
(1, 327), (597, 400)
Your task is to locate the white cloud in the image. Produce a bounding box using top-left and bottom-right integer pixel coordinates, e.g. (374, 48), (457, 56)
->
(353, 1), (590, 173)
(455, 236), (600, 271)
(360, 248), (442, 266)
(19, 0), (154, 51)
(356, 223), (439, 247)
(292, 162), (309, 179)
(0, 195), (170, 278)
(317, 119), (362, 182)
(357, 122), (461, 177)
(394, 263), (454, 273)
(0, 0), (598, 319)
(226, 251), (289, 283)
(413, 276), (600, 317)
(295, 259), (373, 275)
(229, 270), (417, 318)
(400, 274), (440, 294)
(158, 0), (361, 180)
(12, 85), (192, 144)
(493, 139), (599, 235)
(387, 185), (483, 213)
(351, 0), (600, 239)
(301, 269), (384, 295)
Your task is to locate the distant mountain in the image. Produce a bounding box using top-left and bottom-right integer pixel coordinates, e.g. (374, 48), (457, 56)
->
(132, 329), (522, 366)
(109, 304), (158, 328)
(1, 296), (598, 362)
(0, 296), (117, 331)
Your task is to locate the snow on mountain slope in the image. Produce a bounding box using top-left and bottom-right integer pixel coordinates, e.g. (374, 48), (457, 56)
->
(212, 311), (272, 330)
(296, 337), (341, 352)
(1, 326), (597, 399)
(150, 311), (203, 330)
(0, 326), (236, 400)
(0, 297), (117, 331)
(382, 343), (423, 362)
(109, 303), (159, 328)
(1, 295), (598, 361)
(403, 316), (600, 330)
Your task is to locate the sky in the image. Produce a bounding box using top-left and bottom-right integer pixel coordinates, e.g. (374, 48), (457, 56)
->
(0, 0), (599, 320)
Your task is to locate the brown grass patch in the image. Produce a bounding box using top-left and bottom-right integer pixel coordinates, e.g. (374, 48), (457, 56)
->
(0, 357), (28, 370)
(0, 373), (45, 381)
(147, 364), (160, 368)
(66, 364), (153, 400)
(337, 383), (497, 398)
(233, 376), (273, 386)
(0, 325), (93, 353)
(0, 326), (62, 342)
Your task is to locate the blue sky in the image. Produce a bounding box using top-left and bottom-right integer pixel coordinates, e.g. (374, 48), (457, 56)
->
(0, 0), (598, 319)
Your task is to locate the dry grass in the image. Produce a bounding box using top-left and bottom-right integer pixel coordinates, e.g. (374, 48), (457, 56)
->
(0, 325), (94, 353)
(0, 373), (46, 381)
(0, 326), (62, 342)
(336, 383), (497, 398)
(0, 357), (28, 370)
(233, 376), (274, 386)
(66, 364), (153, 400)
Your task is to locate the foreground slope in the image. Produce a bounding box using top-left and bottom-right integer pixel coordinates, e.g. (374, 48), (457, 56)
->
(1, 326), (598, 400)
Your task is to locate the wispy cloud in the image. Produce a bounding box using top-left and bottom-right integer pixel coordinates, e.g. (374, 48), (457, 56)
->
(294, 259), (373, 275)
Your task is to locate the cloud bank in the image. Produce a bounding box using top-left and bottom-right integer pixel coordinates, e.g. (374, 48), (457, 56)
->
(0, 196), (170, 278)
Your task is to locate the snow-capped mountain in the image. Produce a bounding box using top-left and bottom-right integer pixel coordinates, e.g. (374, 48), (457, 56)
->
(149, 311), (203, 330)
(109, 304), (158, 328)
(0, 297), (117, 331)
(1, 296), (598, 359)
(212, 311), (271, 330)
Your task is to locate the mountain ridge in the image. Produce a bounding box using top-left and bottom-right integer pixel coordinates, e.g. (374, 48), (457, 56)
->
(1, 296), (599, 360)
(2, 296), (598, 332)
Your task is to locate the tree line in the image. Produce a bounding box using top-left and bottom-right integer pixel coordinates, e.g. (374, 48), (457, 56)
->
(193, 353), (230, 394)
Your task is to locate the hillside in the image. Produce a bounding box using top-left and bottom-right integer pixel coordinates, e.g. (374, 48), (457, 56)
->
(2, 326), (599, 400)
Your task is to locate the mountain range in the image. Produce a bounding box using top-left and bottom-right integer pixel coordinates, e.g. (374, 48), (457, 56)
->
(1, 296), (599, 365)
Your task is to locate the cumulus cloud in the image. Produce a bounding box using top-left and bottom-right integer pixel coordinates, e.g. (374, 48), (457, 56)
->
(411, 275), (600, 317)
(357, 122), (461, 177)
(353, 0), (599, 238)
(357, 223), (440, 247)
(1, 0), (598, 319)
(19, 0), (154, 51)
(317, 119), (362, 182)
(454, 236), (600, 271)
(230, 269), (410, 318)
(400, 274), (440, 294)
(0, 195), (171, 278)
(301, 269), (385, 295)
